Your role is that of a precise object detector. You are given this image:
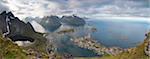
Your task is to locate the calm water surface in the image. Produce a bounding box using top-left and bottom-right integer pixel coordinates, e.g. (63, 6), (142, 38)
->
(87, 19), (150, 48)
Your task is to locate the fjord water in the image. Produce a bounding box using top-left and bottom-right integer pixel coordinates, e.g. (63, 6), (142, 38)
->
(47, 19), (150, 57)
(87, 19), (150, 48)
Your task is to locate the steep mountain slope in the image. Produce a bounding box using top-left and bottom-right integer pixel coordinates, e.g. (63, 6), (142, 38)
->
(0, 32), (27, 59)
(0, 11), (47, 54)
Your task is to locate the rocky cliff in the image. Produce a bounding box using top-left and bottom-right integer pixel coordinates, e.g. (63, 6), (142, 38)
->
(0, 11), (47, 55)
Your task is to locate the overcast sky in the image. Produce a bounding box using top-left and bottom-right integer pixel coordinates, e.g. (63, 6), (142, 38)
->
(0, 0), (149, 19)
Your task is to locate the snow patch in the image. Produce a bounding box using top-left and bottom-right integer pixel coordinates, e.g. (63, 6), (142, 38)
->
(14, 41), (33, 46)
(30, 20), (46, 33)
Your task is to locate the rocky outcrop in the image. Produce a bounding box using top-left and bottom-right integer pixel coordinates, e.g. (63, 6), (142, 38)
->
(145, 41), (150, 56)
(61, 15), (86, 26)
(9, 35), (34, 42)
(145, 32), (150, 56)
(0, 11), (7, 34)
(0, 11), (47, 54)
(0, 11), (36, 42)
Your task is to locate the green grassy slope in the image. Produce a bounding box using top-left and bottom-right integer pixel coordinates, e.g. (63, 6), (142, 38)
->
(0, 32), (50, 59)
(0, 33), (27, 59)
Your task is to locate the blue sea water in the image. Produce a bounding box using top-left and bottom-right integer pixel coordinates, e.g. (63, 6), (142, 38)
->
(87, 19), (150, 48)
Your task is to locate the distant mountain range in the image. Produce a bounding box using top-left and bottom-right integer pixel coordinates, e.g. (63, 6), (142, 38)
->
(24, 15), (86, 32)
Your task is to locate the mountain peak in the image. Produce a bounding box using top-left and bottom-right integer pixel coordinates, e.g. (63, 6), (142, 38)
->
(0, 11), (7, 15)
(7, 12), (15, 17)
(0, 11), (36, 42)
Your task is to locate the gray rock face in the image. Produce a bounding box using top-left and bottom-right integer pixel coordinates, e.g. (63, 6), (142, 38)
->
(61, 15), (86, 26)
(39, 16), (62, 32)
(0, 11), (7, 33)
(0, 11), (36, 42)
(9, 17), (35, 35)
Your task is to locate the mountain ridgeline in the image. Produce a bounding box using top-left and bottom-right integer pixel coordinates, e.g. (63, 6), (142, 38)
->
(61, 15), (86, 26)
(24, 15), (86, 32)
(0, 11), (35, 42)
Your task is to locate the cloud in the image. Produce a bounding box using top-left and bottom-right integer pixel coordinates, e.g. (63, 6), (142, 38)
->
(3, 0), (61, 19)
(1, 0), (150, 19)
(0, 1), (9, 13)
